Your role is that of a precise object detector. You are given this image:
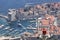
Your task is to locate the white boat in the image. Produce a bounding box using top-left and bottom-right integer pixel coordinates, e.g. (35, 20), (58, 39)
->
(0, 25), (4, 28)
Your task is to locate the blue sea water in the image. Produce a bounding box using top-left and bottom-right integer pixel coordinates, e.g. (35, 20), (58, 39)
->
(0, 17), (36, 36)
(0, 0), (60, 15)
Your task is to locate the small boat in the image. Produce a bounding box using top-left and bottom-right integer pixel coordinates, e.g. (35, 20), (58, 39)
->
(0, 25), (4, 28)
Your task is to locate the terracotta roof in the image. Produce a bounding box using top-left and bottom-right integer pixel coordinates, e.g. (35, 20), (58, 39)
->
(41, 19), (50, 26)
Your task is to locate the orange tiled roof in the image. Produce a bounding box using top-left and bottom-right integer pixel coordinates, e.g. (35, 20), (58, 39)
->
(41, 19), (50, 26)
(45, 14), (55, 24)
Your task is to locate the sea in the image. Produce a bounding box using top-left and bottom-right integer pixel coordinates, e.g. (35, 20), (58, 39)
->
(0, 0), (60, 15)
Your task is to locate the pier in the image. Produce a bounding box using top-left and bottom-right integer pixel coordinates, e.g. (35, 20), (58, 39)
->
(0, 15), (8, 21)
